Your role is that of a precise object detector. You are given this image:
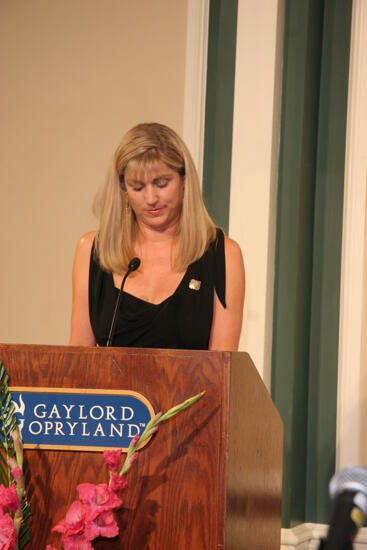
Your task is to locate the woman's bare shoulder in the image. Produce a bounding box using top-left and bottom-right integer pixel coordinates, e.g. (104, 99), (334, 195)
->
(223, 235), (245, 303)
(72, 231), (96, 273)
(209, 234), (245, 351)
(223, 235), (244, 264)
(70, 231), (96, 346)
(74, 231), (96, 258)
(77, 231), (96, 250)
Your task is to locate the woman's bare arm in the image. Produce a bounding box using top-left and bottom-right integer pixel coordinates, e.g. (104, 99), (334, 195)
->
(209, 237), (245, 351)
(69, 231), (96, 346)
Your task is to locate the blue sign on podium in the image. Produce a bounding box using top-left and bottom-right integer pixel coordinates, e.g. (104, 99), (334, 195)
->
(10, 387), (155, 452)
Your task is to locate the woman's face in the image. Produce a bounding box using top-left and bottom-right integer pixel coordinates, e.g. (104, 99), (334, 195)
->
(123, 159), (184, 232)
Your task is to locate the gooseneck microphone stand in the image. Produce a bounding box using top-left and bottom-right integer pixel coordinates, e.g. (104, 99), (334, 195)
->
(106, 257), (140, 347)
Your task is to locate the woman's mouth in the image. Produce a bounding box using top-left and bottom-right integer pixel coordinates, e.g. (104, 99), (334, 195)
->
(146, 207), (164, 216)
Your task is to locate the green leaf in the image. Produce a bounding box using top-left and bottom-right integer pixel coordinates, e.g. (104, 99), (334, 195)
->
(158, 391), (205, 422)
(0, 359), (31, 547)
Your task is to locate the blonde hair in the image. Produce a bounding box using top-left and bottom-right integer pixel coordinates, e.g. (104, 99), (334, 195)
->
(93, 122), (217, 273)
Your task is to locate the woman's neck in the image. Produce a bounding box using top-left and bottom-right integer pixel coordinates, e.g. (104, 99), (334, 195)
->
(135, 221), (179, 244)
(133, 224), (179, 271)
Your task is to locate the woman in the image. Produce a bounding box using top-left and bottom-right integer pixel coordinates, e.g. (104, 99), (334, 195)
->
(70, 123), (245, 350)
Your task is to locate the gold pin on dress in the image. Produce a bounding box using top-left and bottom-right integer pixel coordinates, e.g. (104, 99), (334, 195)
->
(189, 279), (201, 291)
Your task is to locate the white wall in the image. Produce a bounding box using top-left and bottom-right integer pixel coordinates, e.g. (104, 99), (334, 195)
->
(229, 0), (285, 385)
(0, 0), (187, 345)
(336, 0), (367, 469)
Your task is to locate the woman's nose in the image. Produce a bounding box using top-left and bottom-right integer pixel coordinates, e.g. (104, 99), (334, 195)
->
(145, 184), (158, 205)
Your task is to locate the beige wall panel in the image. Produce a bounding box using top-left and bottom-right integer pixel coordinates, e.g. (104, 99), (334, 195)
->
(337, 0), (367, 468)
(359, 193), (367, 464)
(0, 0), (187, 345)
(229, 0), (284, 384)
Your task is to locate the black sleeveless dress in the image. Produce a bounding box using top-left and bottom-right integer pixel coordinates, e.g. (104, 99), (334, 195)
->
(89, 229), (226, 350)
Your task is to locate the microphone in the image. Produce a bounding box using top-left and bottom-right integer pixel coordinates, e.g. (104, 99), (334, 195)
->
(127, 257), (141, 272)
(319, 465), (367, 549)
(106, 257), (141, 347)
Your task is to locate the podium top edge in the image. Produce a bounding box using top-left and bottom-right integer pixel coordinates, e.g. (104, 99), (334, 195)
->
(0, 342), (249, 359)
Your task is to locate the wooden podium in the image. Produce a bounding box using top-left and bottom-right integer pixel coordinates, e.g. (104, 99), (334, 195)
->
(0, 344), (283, 549)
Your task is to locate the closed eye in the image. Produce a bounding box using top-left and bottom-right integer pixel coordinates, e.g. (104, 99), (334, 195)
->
(127, 181), (144, 191)
(155, 178), (169, 188)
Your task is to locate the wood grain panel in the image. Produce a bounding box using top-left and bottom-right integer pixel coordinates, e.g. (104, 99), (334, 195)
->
(0, 344), (282, 549)
(226, 353), (283, 549)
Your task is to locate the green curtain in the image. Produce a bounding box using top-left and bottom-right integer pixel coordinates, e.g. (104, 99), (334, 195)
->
(271, 0), (352, 526)
(202, 0), (238, 232)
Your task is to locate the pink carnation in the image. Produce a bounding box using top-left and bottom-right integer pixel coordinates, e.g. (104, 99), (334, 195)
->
(130, 434), (140, 447)
(88, 510), (118, 539)
(0, 511), (17, 550)
(77, 483), (122, 520)
(7, 459), (22, 483)
(110, 474), (128, 493)
(0, 485), (20, 513)
(52, 500), (86, 537)
(61, 534), (93, 550)
(129, 452), (138, 465)
(11, 429), (23, 469)
(103, 450), (121, 473)
(11, 468), (22, 483)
